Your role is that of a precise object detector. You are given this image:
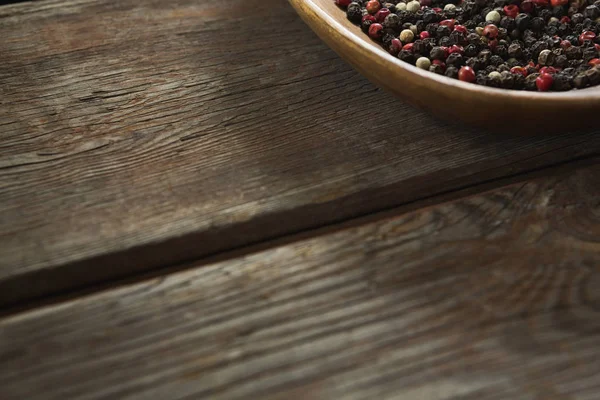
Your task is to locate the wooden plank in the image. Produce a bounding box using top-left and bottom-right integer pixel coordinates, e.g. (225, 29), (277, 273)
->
(1, 164), (600, 400)
(1, 0), (600, 306)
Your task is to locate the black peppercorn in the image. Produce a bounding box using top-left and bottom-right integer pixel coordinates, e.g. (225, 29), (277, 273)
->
(515, 14), (531, 32)
(565, 45), (583, 60)
(479, 49), (492, 64)
(531, 41), (549, 60)
(538, 9), (552, 21)
(464, 44), (479, 57)
(450, 30), (468, 46)
(555, 54), (569, 68)
(383, 14), (401, 31)
(423, 9), (439, 24)
(586, 67), (600, 85)
(572, 13), (585, 25)
(513, 73), (526, 89)
(430, 46), (447, 60)
(551, 6), (566, 19)
(525, 73), (539, 90)
(583, 46), (598, 62)
(584, 5), (600, 20)
(498, 64), (511, 72)
(446, 52), (465, 66)
(552, 73), (573, 91)
(346, 3), (363, 24)
(490, 54), (504, 66)
(507, 43), (523, 59)
(439, 37), (453, 47)
(398, 50), (416, 64)
(574, 72), (589, 88)
(429, 63), (445, 74)
(530, 17), (545, 33)
(500, 16), (516, 31)
(437, 25), (451, 37)
(445, 66), (459, 78)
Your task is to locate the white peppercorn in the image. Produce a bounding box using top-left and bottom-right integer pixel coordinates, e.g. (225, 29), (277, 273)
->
(406, 1), (421, 12)
(399, 29), (415, 43)
(444, 4), (456, 11)
(416, 57), (431, 69)
(485, 10), (501, 23)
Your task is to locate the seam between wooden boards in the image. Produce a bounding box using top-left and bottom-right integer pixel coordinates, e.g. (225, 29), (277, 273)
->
(2, 152), (598, 317)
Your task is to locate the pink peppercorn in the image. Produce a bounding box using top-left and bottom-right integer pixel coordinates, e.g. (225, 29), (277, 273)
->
(579, 31), (596, 44)
(368, 23), (384, 40)
(440, 19), (456, 30)
(449, 45), (464, 54)
(510, 66), (528, 76)
(503, 5), (519, 18)
(589, 59), (600, 67)
(389, 38), (403, 55)
(366, 0), (381, 14)
(374, 8), (390, 23)
(454, 25), (467, 34)
(420, 31), (430, 40)
(483, 25), (499, 39)
(335, 0), (353, 6)
(458, 66), (476, 82)
(536, 73), (553, 91)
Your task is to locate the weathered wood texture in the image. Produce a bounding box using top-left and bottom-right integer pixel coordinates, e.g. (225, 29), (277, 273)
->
(2, 165), (600, 400)
(2, 0), (600, 306)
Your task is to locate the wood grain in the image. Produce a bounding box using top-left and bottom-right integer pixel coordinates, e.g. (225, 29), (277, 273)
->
(289, 0), (600, 131)
(2, 0), (600, 307)
(2, 164), (600, 400)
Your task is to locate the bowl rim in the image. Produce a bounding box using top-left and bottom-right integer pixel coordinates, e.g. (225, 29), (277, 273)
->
(300, 0), (600, 102)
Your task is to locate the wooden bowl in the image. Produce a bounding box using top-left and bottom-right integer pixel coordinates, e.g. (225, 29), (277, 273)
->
(288, 0), (600, 132)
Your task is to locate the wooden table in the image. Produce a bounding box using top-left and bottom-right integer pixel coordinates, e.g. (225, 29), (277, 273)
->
(1, 0), (599, 398)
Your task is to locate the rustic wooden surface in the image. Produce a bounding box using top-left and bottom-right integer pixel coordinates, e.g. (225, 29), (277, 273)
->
(2, 164), (600, 400)
(2, 0), (600, 307)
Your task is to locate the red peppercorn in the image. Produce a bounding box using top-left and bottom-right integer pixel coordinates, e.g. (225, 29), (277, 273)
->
(420, 31), (430, 39)
(454, 25), (467, 34)
(402, 43), (415, 52)
(432, 7), (442, 12)
(458, 66), (476, 83)
(579, 31), (596, 45)
(550, 0), (567, 5)
(440, 19), (456, 30)
(420, 0), (432, 6)
(389, 38), (403, 55)
(368, 23), (384, 40)
(532, 0), (548, 5)
(366, 0), (381, 14)
(449, 45), (464, 54)
(483, 25), (499, 39)
(362, 14), (376, 24)
(539, 66), (557, 74)
(536, 73), (553, 91)
(335, 0), (353, 6)
(375, 8), (391, 23)
(520, 0), (534, 13)
(560, 40), (572, 49)
(488, 39), (498, 50)
(596, 44), (600, 52)
(589, 58), (600, 67)
(510, 66), (528, 76)
(503, 5), (519, 18)
(560, 16), (571, 24)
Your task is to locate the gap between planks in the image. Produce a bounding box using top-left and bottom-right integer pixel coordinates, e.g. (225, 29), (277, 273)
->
(2, 152), (598, 318)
